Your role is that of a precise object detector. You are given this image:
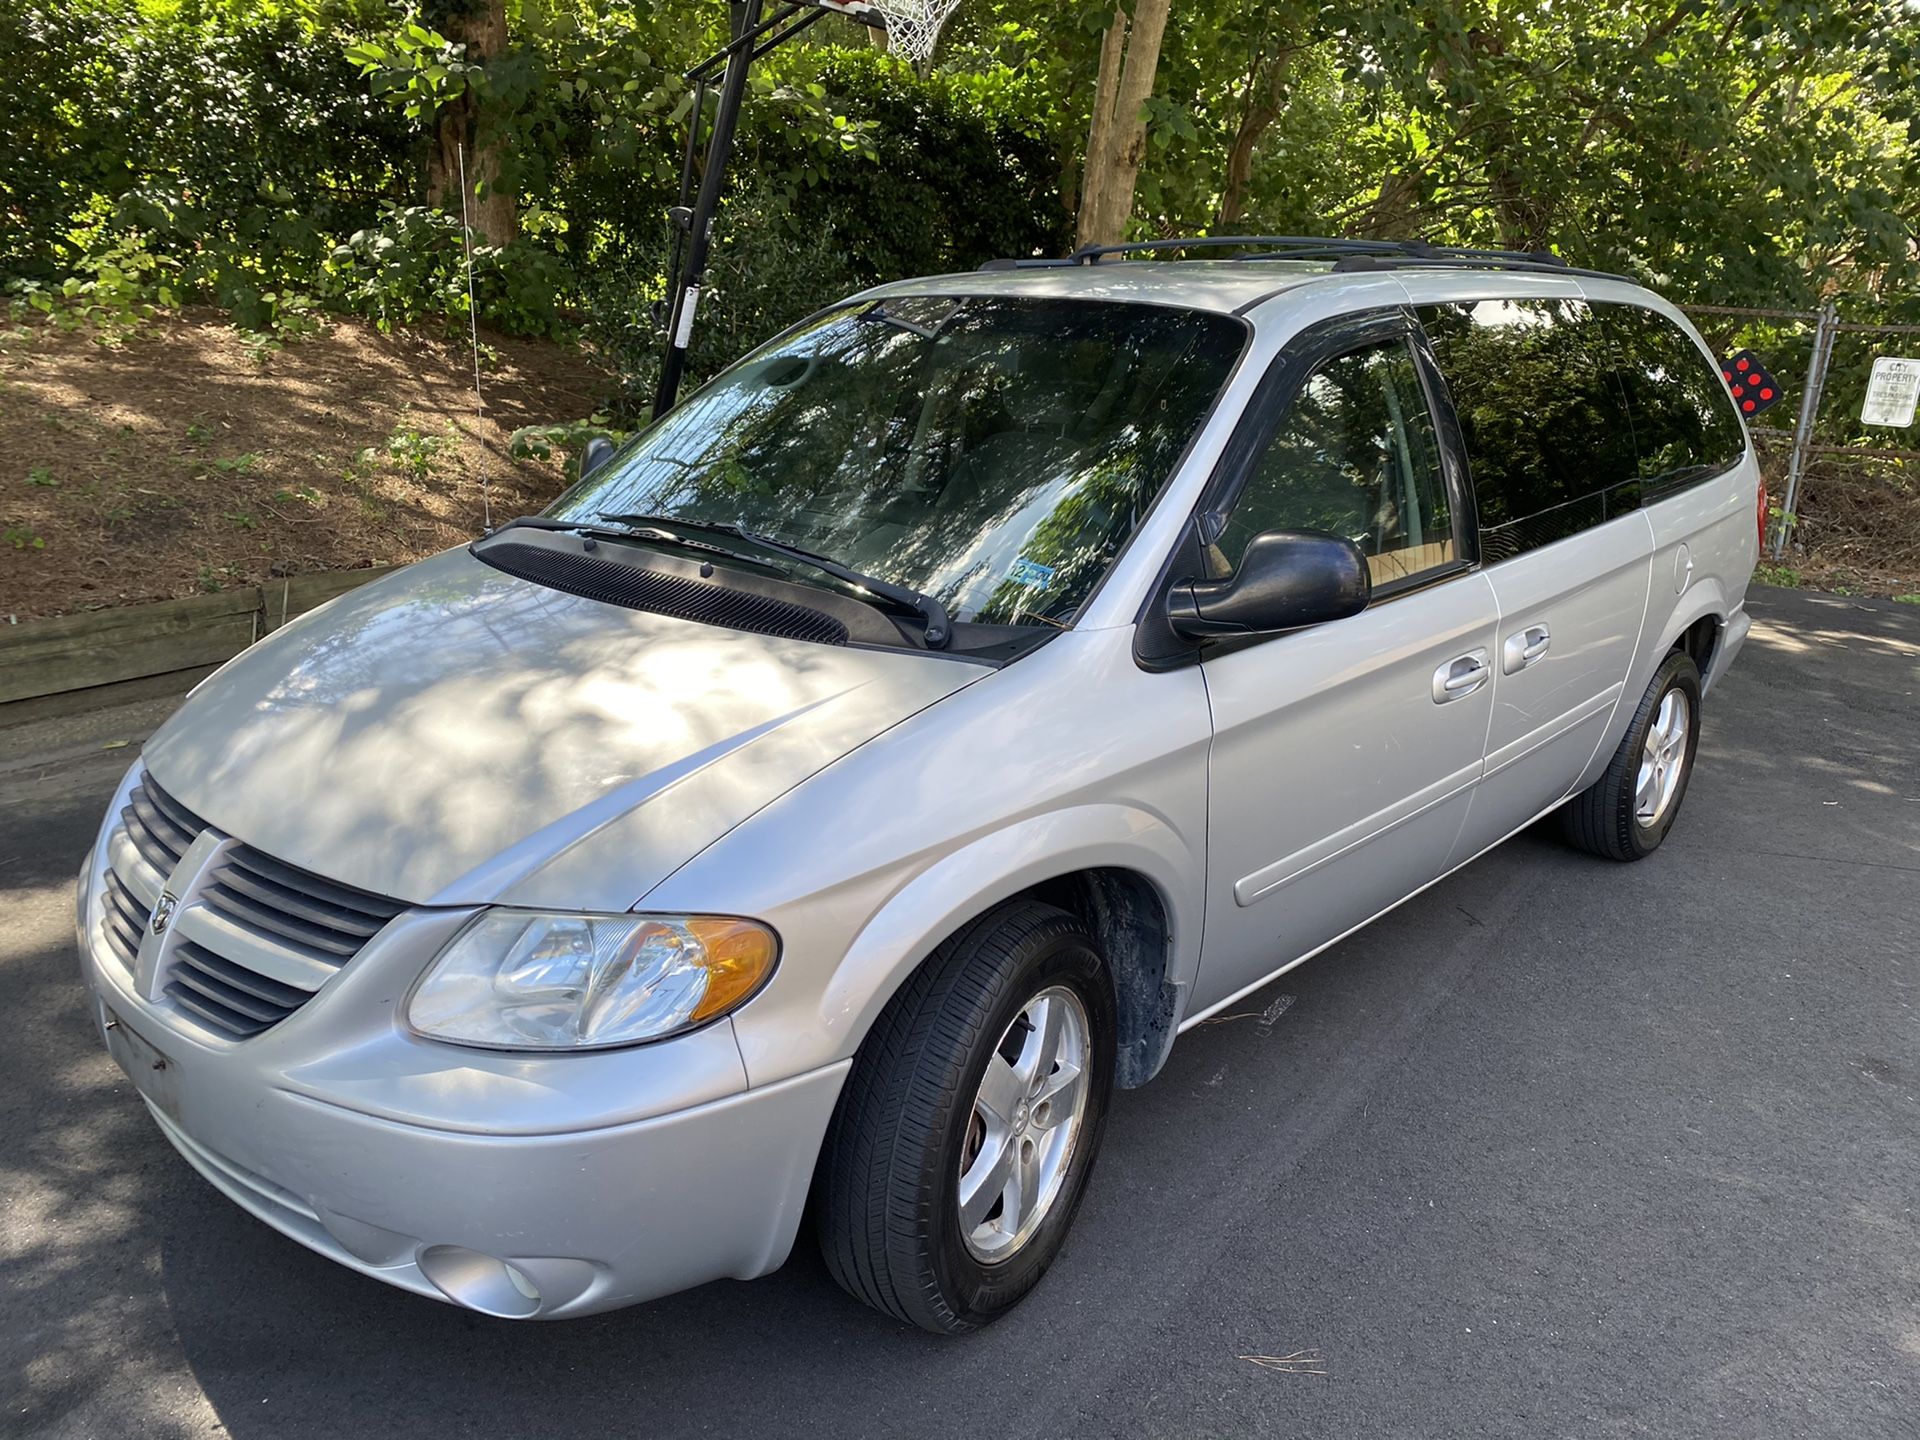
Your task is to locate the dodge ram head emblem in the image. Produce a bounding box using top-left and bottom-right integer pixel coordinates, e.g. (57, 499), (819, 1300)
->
(151, 891), (179, 935)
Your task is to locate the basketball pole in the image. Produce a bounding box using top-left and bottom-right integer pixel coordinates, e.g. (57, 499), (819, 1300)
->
(653, 2), (874, 419)
(652, 0), (762, 420)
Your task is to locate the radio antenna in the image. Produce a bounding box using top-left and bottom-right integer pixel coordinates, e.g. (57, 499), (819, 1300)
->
(457, 142), (492, 531)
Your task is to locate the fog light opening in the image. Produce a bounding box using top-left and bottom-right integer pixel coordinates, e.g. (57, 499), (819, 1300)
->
(416, 1244), (543, 1319)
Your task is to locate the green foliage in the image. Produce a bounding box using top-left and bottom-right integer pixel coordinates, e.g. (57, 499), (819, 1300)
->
(3, 2), (1064, 421)
(383, 417), (451, 480)
(509, 415), (627, 478)
(744, 49), (1069, 284)
(345, 21), (488, 123)
(954, 0), (1917, 310)
(6, 234), (181, 339)
(2, 1), (412, 309)
(652, 183), (866, 407)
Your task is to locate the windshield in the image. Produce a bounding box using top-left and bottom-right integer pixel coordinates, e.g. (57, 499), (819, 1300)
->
(549, 296), (1245, 629)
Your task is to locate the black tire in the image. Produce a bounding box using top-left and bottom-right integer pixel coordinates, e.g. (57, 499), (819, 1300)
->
(1561, 649), (1702, 861)
(815, 899), (1116, 1334)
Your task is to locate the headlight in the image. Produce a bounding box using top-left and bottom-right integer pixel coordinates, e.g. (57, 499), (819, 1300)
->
(407, 910), (779, 1050)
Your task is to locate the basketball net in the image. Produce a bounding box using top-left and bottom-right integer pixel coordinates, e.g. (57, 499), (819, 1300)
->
(818, 0), (961, 67)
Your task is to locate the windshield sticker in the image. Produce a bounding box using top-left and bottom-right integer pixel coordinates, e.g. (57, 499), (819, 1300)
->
(1009, 556), (1056, 588)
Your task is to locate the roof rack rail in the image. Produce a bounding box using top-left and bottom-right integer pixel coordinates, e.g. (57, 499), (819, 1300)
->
(977, 236), (1407, 271)
(1071, 236), (1570, 266)
(1326, 253), (1631, 283)
(977, 235), (1630, 282)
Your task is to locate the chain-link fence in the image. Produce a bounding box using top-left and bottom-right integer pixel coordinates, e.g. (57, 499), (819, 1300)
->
(1683, 303), (1920, 579)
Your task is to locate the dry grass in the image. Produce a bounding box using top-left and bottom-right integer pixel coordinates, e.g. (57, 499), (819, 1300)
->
(0, 309), (610, 621)
(1737, 435), (1920, 597)
(1791, 457), (1920, 596)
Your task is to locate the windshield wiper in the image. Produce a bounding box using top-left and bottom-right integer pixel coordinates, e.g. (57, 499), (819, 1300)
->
(495, 514), (758, 565)
(597, 512), (951, 648)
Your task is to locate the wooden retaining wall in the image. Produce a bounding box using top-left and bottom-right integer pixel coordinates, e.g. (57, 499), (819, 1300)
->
(1, 567), (394, 724)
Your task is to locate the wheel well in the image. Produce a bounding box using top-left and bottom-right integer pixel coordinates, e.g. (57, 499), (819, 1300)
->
(1025, 868), (1178, 1090)
(1673, 614), (1720, 676)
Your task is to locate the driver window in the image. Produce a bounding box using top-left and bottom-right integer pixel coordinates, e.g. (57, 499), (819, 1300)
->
(1216, 339), (1455, 588)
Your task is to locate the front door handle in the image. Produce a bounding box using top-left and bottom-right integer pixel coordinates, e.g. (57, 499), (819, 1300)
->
(1502, 623), (1552, 675)
(1432, 649), (1490, 704)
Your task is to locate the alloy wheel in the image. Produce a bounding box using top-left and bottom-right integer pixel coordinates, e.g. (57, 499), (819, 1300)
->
(957, 986), (1091, 1263)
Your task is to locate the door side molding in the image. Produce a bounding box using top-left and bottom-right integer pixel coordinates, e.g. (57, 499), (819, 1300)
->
(1233, 757), (1482, 907)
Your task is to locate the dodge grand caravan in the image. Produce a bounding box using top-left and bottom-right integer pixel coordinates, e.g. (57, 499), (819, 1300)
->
(76, 239), (1758, 1333)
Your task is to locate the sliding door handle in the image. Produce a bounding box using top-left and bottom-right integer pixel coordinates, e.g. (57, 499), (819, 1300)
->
(1502, 624), (1552, 675)
(1432, 650), (1490, 704)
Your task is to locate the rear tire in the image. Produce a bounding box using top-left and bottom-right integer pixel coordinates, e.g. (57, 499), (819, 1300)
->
(1561, 649), (1702, 861)
(815, 900), (1115, 1334)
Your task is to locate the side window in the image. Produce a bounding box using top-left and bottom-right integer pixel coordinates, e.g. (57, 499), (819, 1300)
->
(1595, 304), (1746, 498)
(1417, 299), (1639, 561)
(1217, 339), (1456, 589)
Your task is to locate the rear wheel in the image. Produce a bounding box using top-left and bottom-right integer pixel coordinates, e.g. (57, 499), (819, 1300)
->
(815, 900), (1115, 1333)
(1561, 649), (1702, 860)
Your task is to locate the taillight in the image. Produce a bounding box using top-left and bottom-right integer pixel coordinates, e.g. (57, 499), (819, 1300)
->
(1756, 478), (1768, 551)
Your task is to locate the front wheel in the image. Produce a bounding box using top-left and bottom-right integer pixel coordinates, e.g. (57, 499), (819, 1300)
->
(815, 900), (1116, 1333)
(1561, 649), (1703, 860)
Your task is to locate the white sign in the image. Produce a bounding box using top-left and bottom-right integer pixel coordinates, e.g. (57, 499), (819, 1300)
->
(1860, 356), (1919, 428)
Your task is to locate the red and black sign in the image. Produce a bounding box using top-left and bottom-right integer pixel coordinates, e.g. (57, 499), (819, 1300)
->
(1720, 350), (1782, 416)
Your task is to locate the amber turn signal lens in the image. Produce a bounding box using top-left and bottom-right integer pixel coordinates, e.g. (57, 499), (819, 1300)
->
(687, 917), (780, 1022)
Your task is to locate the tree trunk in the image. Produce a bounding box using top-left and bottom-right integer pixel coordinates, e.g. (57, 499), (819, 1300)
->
(1354, 170), (1421, 239)
(1078, 8), (1129, 247)
(1076, 0), (1173, 249)
(423, 0), (516, 246)
(1217, 47), (1292, 228)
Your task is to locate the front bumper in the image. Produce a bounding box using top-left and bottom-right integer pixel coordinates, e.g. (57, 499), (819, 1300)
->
(77, 845), (847, 1319)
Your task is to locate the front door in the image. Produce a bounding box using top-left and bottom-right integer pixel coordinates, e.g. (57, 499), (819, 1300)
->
(1191, 318), (1499, 1017)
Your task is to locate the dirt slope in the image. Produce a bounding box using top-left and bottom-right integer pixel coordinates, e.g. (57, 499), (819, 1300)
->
(0, 310), (610, 620)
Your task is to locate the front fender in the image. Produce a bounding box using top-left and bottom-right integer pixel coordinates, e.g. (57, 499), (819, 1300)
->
(723, 802), (1204, 1089)
(638, 624), (1216, 1089)
(827, 803), (1197, 1035)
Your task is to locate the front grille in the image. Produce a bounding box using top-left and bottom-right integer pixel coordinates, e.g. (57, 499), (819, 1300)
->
(96, 779), (209, 975)
(99, 870), (148, 970)
(99, 772), (404, 1041)
(124, 779), (200, 876)
(201, 844), (404, 959)
(163, 938), (320, 1039)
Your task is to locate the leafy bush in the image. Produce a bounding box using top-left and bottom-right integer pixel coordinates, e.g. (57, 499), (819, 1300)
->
(314, 205), (572, 337)
(742, 49), (1069, 285)
(2, 2), (411, 296)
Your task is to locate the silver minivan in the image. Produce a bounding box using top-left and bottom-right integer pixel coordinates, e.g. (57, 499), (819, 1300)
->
(76, 240), (1759, 1332)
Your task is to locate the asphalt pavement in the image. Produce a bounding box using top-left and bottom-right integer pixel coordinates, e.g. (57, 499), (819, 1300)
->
(2, 586), (1915, 1440)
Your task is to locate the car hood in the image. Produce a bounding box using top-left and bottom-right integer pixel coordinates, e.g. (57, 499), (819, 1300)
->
(142, 548), (986, 909)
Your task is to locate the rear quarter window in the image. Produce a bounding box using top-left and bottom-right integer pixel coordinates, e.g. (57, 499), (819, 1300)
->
(1592, 303), (1747, 499)
(1416, 299), (1640, 561)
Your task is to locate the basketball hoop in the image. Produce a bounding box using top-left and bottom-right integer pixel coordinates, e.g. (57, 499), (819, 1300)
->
(816, 0), (962, 66)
